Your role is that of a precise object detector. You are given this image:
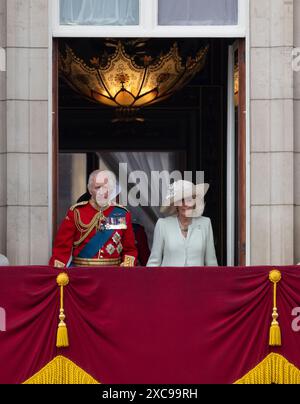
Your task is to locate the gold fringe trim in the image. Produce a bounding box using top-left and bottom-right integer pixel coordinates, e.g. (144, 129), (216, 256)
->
(23, 356), (100, 384)
(235, 353), (300, 384)
(22, 353), (300, 384)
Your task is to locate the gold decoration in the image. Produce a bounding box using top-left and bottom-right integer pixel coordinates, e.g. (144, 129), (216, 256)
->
(70, 201), (89, 211)
(23, 356), (100, 384)
(269, 270), (282, 347)
(72, 257), (122, 267)
(269, 270), (282, 284)
(73, 209), (106, 247)
(56, 273), (70, 348)
(22, 353), (300, 385)
(235, 353), (300, 384)
(59, 41), (209, 120)
(234, 63), (239, 107)
(122, 255), (135, 267)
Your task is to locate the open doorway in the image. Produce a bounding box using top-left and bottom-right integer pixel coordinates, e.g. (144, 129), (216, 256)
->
(52, 37), (246, 266)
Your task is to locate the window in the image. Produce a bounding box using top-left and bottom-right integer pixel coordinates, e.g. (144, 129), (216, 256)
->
(60, 0), (139, 26)
(53, 0), (247, 38)
(158, 0), (238, 26)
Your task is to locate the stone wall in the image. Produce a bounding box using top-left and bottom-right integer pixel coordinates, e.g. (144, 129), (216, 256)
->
(294, 0), (300, 264)
(250, 0), (294, 265)
(0, 0), (7, 257)
(5, 0), (49, 265)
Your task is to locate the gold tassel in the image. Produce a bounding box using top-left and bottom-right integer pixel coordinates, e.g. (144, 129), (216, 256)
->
(56, 272), (70, 348)
(269, 270), (282, 347)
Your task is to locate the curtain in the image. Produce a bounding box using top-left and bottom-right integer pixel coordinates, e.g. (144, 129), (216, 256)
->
(60, 0), (139, 26)
(2, 267), (300, 384)
(158, 0), (238, 26)
(98, 151), (180, 247)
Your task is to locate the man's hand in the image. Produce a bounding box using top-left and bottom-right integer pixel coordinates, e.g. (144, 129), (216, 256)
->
(121, 255), (136, 267)
(54, 260), (66, 269)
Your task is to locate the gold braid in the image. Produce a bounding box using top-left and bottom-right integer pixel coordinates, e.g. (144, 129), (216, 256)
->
(73, 209), (106, 247)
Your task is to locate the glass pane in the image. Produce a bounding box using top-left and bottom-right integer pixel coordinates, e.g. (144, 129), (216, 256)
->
(60, 0), (139, 26)
(158, 0), (238, 26)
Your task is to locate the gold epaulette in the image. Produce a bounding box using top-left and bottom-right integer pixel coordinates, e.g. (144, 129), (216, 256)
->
(70, 201), (89, 212)
(112, 203), (129, 213)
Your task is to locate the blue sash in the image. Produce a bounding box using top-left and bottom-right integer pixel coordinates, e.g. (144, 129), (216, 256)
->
(77, 207), (126, 259)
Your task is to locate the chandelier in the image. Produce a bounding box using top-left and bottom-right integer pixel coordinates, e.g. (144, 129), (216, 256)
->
(59, 41), (209, 121)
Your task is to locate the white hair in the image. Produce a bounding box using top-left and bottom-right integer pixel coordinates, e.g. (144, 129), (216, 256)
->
(87, 170), (116, 196)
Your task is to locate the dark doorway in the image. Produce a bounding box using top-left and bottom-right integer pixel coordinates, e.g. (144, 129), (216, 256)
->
(55, 38), (238, 266)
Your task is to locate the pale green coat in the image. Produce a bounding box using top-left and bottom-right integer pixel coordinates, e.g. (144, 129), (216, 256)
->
(147, 216), (218, 267)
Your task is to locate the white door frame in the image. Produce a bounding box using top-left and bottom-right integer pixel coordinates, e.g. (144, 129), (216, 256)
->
(227, 44), (236, 267)
(52, 0), (247, 38)
(48, 0), (251, 265)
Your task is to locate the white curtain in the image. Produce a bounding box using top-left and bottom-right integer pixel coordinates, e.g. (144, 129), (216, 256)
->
(158, 0), (238, 26)
(98, 151), (180, 247)
(60, 0), (139, 26)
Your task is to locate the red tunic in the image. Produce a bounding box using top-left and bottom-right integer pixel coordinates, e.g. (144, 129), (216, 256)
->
(49, 201), (138, 268)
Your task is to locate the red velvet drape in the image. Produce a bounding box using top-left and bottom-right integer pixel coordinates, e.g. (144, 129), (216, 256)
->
(0, 266), (300, 384)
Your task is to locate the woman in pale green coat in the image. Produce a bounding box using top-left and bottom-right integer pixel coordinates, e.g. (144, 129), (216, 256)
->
(147, 180), (218, 267)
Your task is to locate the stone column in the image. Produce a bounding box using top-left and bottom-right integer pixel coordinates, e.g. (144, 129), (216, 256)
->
(0, 0), (7, 257)
(6, 0), (49, 265)
(250, 0), (294, 265)
(294, 0), (300, 264)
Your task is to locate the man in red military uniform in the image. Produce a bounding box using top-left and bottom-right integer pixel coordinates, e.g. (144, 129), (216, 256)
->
(49, 170), (137, 268)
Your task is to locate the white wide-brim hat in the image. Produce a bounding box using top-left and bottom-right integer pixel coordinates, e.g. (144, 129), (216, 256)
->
(160, 180), (210, 217)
